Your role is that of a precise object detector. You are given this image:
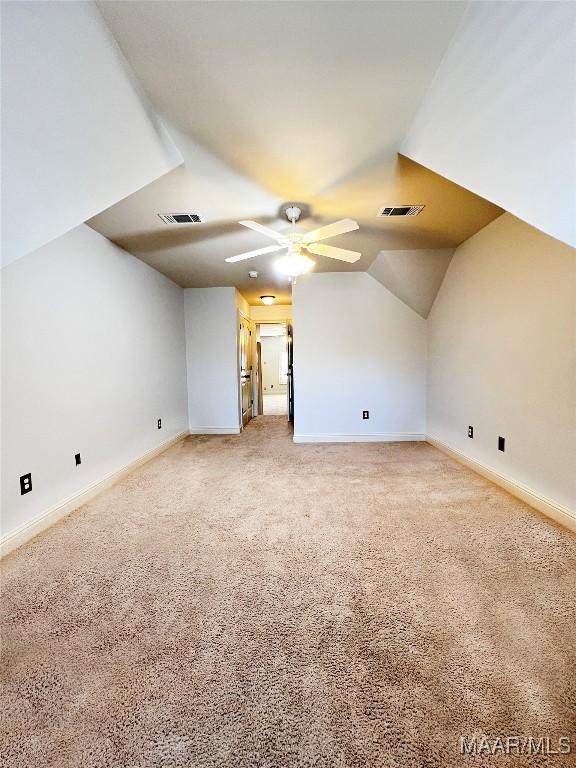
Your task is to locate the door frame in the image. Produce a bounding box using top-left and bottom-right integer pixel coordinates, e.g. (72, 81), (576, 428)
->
(287, 321), (294, 423)
(256, 341), (263, 416)
(256, 319), (291, 419)
(237, 309), (254, 431)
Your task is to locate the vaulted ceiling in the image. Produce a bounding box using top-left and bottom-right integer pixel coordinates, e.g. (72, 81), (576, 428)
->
(89, 1), (503, 308)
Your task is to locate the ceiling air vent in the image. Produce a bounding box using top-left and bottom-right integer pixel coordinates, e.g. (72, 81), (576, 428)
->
(158, 213), (204, 224)
(378, 205), (425, 217)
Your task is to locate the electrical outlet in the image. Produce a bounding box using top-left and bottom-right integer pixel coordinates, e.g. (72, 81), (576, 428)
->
(363, 410), (369, 420)
(20, 473), (32, 495)
(157, 418), (162, 430)
(498, 436), (505, 452)
(75, 453), (81, 466)
(468, 426), (474, 438)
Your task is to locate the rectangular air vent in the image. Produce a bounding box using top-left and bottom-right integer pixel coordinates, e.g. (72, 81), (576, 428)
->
(158, 213), (204, 224)
(378, 205), (425, 217)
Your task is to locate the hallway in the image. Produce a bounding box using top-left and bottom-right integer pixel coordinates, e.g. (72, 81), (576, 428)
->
(2, 419), (575, 767)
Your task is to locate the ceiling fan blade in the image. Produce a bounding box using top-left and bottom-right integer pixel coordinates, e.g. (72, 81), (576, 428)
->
(239, 220), (285, 241)
(301, 218), (359, 244)
(225, 244), (286, 263)
(306, 243), (361, 263)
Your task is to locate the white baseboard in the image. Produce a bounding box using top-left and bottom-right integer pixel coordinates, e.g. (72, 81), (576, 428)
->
(188, 426), (241, 435)
(293, 432), (425, 443)
(0, 431), (189, 559)
(427, 436), (576, 534)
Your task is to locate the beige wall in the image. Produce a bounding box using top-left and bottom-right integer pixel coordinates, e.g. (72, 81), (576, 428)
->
(250, 305), (292, 323)
(427, 213), (576, 512)
(236, 290), (250, 317)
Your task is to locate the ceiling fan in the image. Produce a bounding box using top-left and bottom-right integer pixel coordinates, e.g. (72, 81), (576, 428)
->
(224, 206), (361, 276)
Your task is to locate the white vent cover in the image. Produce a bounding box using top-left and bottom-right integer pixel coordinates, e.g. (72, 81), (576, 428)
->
(158, 213), (204, 224)
(378, 205), (424, 217)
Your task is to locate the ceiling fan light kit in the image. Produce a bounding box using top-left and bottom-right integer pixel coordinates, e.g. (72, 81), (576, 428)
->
(276, 251), (315, 278)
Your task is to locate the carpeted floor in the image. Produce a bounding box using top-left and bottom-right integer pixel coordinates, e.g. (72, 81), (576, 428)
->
(263, 393), (287, 416)
(1, 417), (575, 768)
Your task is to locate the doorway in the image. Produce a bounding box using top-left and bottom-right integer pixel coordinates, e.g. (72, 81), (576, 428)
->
(257, 323), (289, 417)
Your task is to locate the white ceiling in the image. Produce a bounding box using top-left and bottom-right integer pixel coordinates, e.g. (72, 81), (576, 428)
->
(90, 1), (502, 306)
(97, 1), (466, 198)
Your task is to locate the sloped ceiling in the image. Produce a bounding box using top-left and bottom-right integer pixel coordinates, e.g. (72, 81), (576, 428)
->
(402, 2), (576, 248)
(368, 249), (454, 318)
(1, 1), (181, 266)
(96, 1), (467, 200)
(90, 0), (503, 306)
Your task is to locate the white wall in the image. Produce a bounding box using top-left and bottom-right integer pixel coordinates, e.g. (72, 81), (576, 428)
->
(261, 335), (287, 394)
(292, 273), (427, 441)
(428, 214), (576, 511)
(402, 2), (576, 248)
(184, 288), (240, 433)
(1, 225), (188, 539)
(1, 0), (181, 266)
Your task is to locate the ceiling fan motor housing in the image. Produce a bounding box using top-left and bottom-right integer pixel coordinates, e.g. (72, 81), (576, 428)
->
(285, 206), (302, 223)
(279, 201), (310, 224)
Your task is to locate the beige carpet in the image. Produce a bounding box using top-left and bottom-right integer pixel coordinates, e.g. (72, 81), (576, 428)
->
(1, 417), (575, 767)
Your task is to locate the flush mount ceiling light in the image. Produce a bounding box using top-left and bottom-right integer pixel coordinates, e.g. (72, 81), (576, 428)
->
(260, 295), (275, 305)
(275, 248), (315, 278)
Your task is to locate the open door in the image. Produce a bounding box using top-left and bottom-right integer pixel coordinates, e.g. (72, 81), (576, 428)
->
(287, 322), (294, 423)
(239, 315), (252, 428)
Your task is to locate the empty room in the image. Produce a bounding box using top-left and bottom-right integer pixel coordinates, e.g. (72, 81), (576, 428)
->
(1, 1), (575, 766)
